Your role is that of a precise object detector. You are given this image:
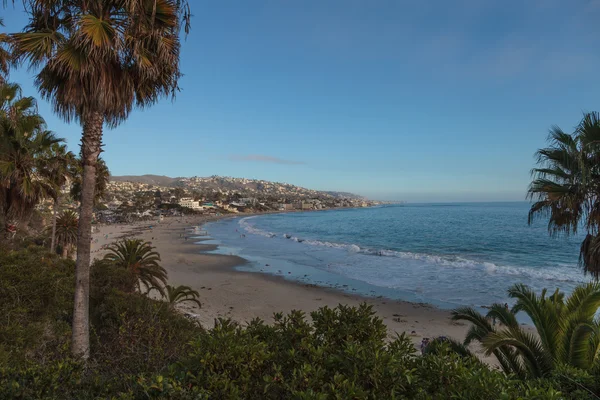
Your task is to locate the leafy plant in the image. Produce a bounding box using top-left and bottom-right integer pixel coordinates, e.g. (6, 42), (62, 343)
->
(103, 239), (168, 295)
(163, 284), (201, 309)
(453, 282), (600, 380)
(53, 210), (78, 258)
(0, 17), (9, 84)
(44, 143), (75, 252)
(0, 82), (62, 238)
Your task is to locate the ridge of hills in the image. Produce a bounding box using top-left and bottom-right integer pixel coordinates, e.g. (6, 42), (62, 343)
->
(109, 174), (365, 200)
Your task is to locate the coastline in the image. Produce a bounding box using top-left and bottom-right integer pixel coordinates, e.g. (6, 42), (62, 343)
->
(91, 213), (496, 364)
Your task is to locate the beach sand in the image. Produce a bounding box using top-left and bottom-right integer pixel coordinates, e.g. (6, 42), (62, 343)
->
(91, 215), (495, 364)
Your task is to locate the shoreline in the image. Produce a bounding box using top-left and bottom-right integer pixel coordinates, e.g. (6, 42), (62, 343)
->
(91, 213), (497, 364)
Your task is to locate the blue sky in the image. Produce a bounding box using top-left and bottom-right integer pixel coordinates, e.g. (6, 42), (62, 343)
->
(2, 1), (600, 202)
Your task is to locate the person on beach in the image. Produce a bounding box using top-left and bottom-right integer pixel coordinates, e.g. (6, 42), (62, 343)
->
(420, 338), (430, 355)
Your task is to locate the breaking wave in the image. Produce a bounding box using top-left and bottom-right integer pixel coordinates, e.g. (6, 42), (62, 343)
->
(239, 217), (583, 284)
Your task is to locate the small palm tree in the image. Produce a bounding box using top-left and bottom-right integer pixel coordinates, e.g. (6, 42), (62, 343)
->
(163, 284), (201, 309)
(103, 239), (168, 296)
(452, 282), (600, 379)
(53, 210), (78, 258)
(45, 143), (76, 253)
(528, 112), (600, 279)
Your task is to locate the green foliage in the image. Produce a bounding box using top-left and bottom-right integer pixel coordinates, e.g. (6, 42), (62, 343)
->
(137, 306), (562, 400)
(452, 282), (600, 385)
(0, 246), (74, 366)
(90, 289), (199, 379)
(163, 284), (202, 309)
(528, 112), (600, 279)
(69, 156), (110, 205)
(51, 209), (78, 256)
(0, 245), (198, 398)
(103, 238), (168, 295)
(0, 82), (63, 235)
(1, 245), (598, 399)
(0, 18), (9, 83)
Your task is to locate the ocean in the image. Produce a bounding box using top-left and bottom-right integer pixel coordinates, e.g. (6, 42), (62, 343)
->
(202, 202), (590, 310)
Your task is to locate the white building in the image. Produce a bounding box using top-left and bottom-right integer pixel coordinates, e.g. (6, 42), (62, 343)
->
(178, 197), (203, 210)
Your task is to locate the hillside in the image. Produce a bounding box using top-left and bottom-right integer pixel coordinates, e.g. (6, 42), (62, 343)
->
(109, 174), (180, 187)
(109, 175), (365, 200)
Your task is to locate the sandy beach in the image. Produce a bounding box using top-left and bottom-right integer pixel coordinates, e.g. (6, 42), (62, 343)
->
(91, 214), (493, 362)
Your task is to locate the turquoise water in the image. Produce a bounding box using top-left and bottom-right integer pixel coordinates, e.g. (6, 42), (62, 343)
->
(203, 202), (590, 309)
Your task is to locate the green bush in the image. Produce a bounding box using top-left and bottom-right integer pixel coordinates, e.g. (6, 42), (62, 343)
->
(0, 246), (199, 398)
(137, 305), (564, 399)
(0, 246), (74, 366)
(90, 289), (200, 378)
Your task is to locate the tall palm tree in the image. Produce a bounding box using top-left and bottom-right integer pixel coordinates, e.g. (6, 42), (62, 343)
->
(103, 239), (168, 296)
(0, 82), (62, 237)
(45, 143), (75, 253)
(11, 0), (191, 358)
(528, 112), (600, 279)
(163, 284), (201, 309)
(53, 209), (78, 258)
(452, 283), (600, 379)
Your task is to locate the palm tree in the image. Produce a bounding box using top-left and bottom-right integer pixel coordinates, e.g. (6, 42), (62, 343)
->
(0, 17), (10, 83)
(0, 82), (62, 237)
(69, 156), (109, 206)
(11, 0), (191, 358)
(452, 283), (600, 379)
(528, 112), (600, 279)
(45, 143), (75, 253)
(451, 304), (527, 379)
(53, 210), (78, 258)
(163, 284), (201, 309)
(103, 239), (168, 296)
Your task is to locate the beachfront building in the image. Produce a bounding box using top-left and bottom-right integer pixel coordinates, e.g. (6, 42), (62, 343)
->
(178, 197), (203, 210)
(301, 202), (312, 210)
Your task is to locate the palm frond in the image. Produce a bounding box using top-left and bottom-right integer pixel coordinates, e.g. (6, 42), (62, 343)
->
(483, 327), (552, 378)
(164, 284), (201, 309)
(509, 284), (560, 361)
(103, 238), (168, 295)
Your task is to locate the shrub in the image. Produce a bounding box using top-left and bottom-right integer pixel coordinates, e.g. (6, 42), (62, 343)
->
(137, 306), (564, 400)
(90, 289), (200, 378)
(0, 246), (74, 366)
(0, 246), (199, 398)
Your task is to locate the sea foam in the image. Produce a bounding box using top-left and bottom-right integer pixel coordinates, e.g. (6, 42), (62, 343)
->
(238, 217), (584, 285)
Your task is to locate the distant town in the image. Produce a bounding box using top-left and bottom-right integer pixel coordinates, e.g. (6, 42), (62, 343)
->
(71, 175), (382, 223)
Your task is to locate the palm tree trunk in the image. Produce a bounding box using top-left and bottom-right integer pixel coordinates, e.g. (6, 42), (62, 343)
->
(62, 241), (68, 258)
(71, 111), (103, 359)
(51, 196), (59, 253)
